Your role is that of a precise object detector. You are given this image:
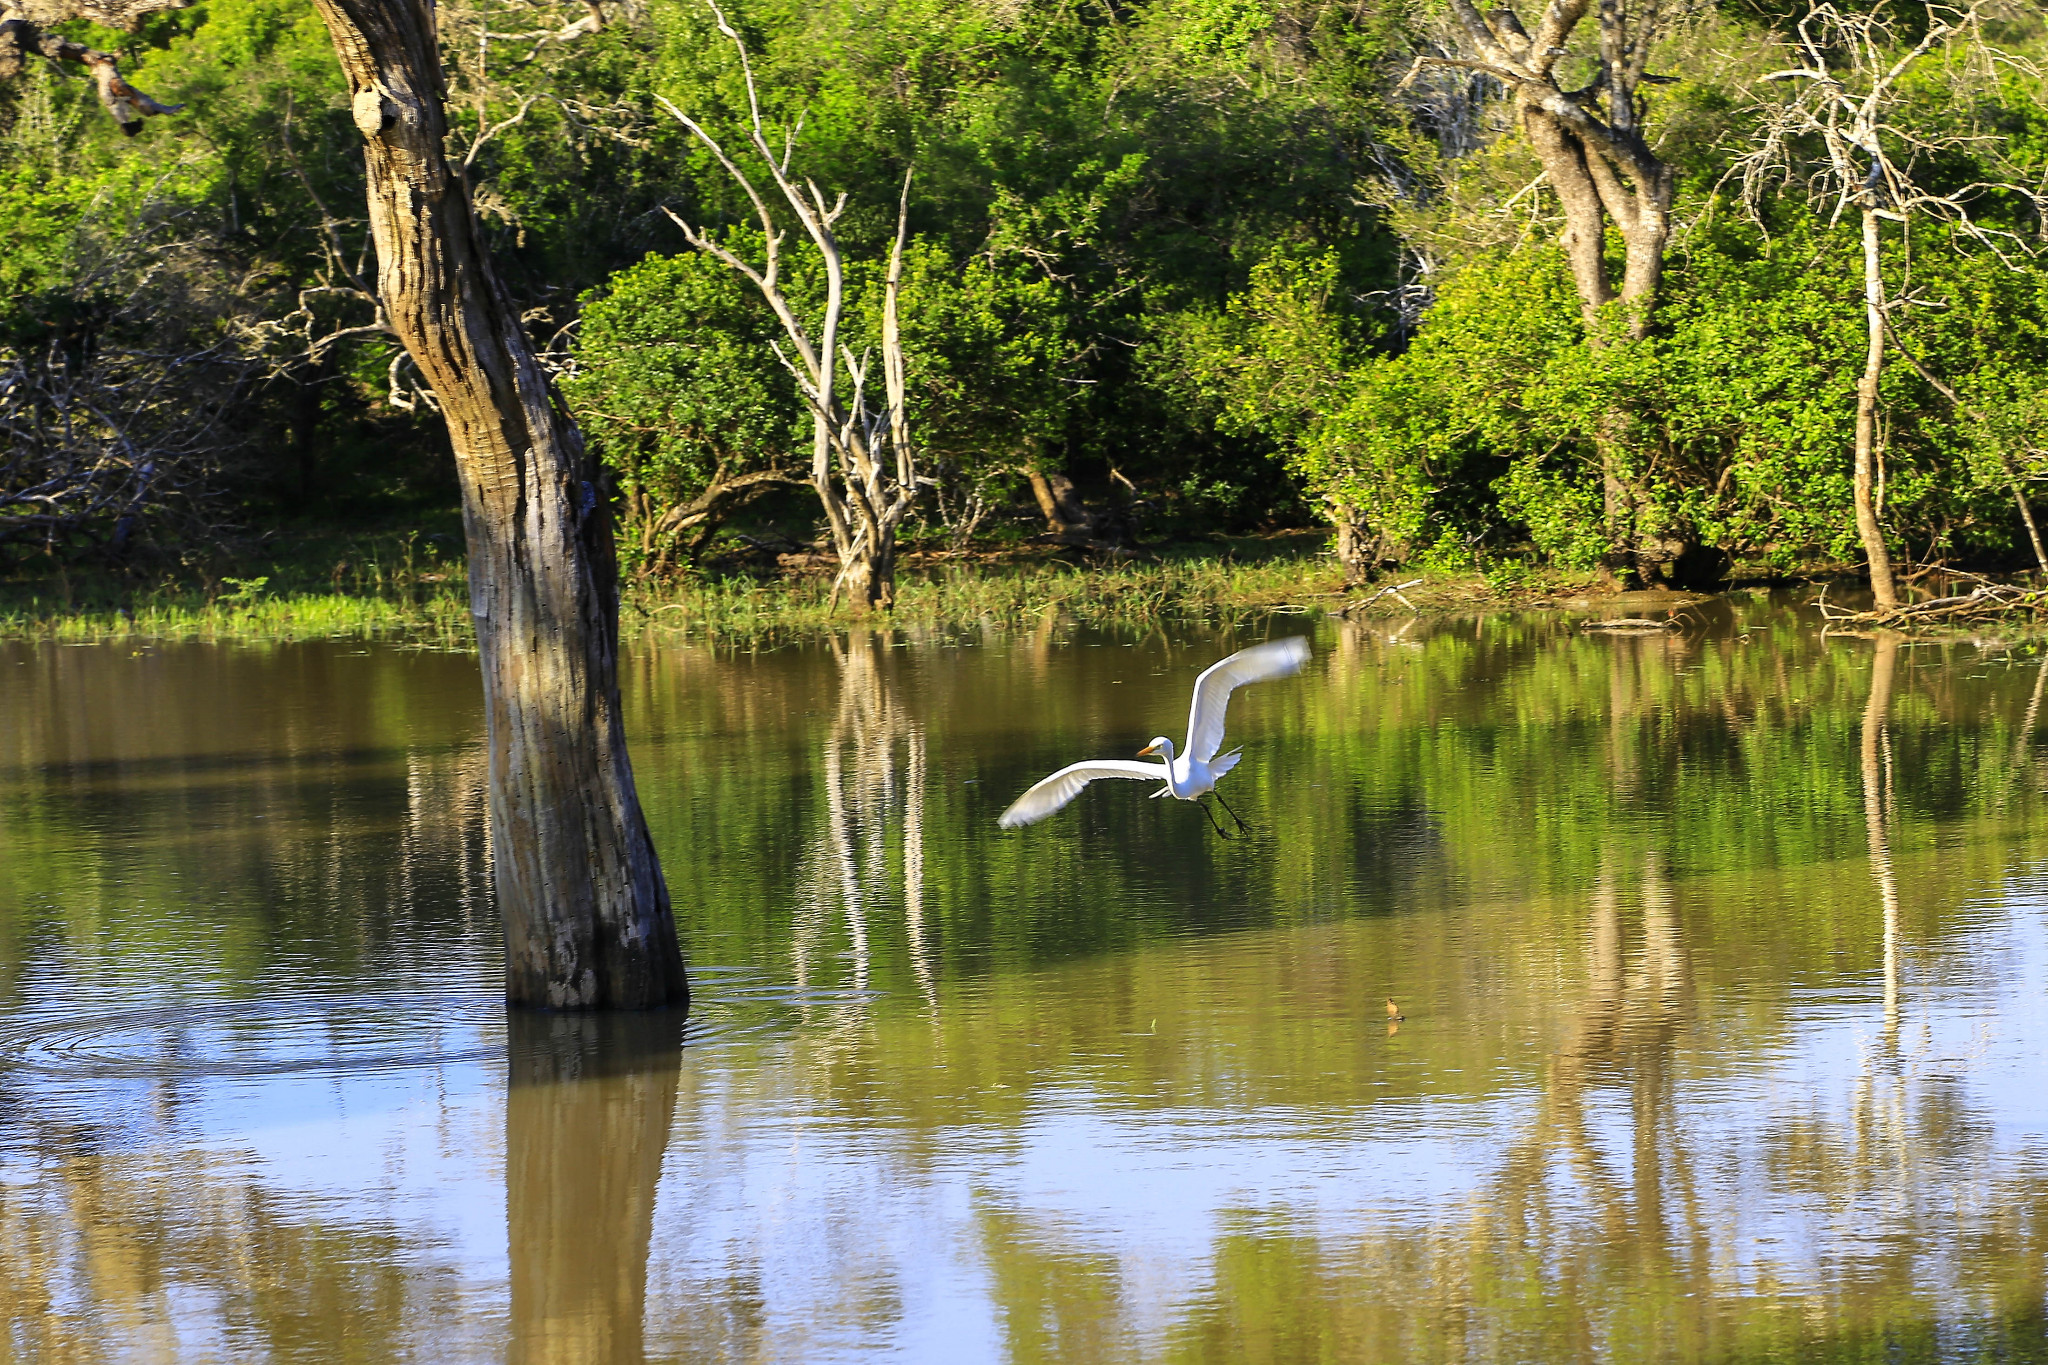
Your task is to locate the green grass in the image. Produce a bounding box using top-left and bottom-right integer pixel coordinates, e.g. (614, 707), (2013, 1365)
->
(1, 586), (475, 644)
(0, 536), (1352, 647)
(629, 552), (1346, 644)
(0, 530), (474, 645)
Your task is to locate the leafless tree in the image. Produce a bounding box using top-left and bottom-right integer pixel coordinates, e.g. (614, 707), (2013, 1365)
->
(1733, 2), (2041, 610)
(0, 323), (250, 562)
(657, 4), (917, 615)
(0, 170), (273, 563)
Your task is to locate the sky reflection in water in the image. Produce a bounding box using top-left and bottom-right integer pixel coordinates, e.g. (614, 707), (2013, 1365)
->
(6, 597), (2048, 1360)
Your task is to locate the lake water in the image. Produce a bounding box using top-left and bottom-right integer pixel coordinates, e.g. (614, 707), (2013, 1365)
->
(6, 597), (2048, 1361)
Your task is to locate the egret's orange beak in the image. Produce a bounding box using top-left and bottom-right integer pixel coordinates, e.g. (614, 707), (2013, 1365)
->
(1137, 742), (1159, 757)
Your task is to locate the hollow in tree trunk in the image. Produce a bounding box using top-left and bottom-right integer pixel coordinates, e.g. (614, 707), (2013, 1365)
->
(313, 0), (685, 1010)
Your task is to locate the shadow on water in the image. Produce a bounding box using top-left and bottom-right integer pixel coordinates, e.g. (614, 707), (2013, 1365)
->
(506, 1010), (685, 1365)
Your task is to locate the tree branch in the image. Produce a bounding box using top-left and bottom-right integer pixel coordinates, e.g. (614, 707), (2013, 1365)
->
(0, 11), (184, 134)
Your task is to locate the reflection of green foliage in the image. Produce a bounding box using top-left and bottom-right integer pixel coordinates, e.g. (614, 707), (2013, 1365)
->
(11, 617), (2048, 1353)
(629, 603), (2048, 996)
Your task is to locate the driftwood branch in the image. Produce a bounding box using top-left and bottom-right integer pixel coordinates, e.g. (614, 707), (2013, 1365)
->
(1340, 578), (1424, 616)
(1818, 581), (2048, 627)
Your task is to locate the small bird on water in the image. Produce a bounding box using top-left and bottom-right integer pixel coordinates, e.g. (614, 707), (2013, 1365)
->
(997, 637), (1311, 838)
(1385, 998), (1404, 1022)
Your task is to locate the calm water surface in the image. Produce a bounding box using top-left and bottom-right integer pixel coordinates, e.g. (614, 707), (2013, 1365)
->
(7, 597), (2048, 1361)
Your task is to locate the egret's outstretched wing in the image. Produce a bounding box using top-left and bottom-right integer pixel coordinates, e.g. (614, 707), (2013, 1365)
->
(1184, 636), (1311, 764)
(998, 760), (1169, 828)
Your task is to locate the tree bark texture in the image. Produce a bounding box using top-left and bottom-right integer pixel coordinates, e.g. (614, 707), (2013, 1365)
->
(1854, 208), (1899, 611)
(313, 0), (685, 1010)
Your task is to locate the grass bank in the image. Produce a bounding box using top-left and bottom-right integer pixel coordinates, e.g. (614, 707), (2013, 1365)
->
(0, 535), (1361, 647)
(628, 550), (1355, 645)
(0, 530), (476, 646)
(0, 531), (1644, 647)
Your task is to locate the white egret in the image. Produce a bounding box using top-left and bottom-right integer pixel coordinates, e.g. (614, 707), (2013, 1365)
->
(997, 636), (1311, 837)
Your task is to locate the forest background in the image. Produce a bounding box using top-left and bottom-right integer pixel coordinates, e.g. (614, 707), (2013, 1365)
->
(4, 0), (2047, 625)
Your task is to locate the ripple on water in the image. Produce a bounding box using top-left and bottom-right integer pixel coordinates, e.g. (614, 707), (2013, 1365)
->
(0, 972), (882, 1081)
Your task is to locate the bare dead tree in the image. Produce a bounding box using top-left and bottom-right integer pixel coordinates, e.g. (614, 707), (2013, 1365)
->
(657, 4), (917, 614)
(1734, 2), (2041, 610)
(0, 167), (277, 562)
(0, 327), (250, 561)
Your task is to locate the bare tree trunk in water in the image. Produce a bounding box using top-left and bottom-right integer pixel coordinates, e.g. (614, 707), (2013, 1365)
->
(1854, 210), (1900, 612)
(507, 1012), (683, 1363)
(312, 0), (685, 1010)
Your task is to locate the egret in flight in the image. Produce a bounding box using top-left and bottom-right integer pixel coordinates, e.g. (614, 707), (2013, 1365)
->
(998, 636), (1311, 837)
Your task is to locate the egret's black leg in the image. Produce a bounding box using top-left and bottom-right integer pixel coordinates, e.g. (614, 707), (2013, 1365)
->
(1213, 789), (1248, 833)
(1197, 797), (1234, 839)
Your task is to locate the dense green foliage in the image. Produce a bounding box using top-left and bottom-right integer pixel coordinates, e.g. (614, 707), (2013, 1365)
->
(3, 0), (2046, 586)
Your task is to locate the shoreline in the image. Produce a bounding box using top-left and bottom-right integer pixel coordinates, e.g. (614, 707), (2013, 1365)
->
(0, 536), (1998, 648)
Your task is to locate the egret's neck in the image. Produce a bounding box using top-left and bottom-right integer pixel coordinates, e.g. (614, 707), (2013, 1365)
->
(1153, 740), (1177, 764)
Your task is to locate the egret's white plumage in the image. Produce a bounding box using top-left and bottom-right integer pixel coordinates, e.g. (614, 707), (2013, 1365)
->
(997, 637), (1311, 830)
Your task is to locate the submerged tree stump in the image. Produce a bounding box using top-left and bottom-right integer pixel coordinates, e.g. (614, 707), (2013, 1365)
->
(314, 0), (685, 1010)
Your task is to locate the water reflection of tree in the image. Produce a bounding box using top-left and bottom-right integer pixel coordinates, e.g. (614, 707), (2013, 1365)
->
(507, 1012), (683, 1365)
(1450, 854), (1699, 1345)
(0, 1012), (686, 1362)
(796, 632), (934, 1010)
(1861, 632), (1902, 1045)
(0, 1113), (480, 1359)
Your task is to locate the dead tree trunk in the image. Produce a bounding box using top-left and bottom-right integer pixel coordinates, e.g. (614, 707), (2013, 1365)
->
(1738, 4), (2035, 612)
(1853, 208), (1899, 610)
(657, 12), (918, 615)
(313, 0), (685, 1011)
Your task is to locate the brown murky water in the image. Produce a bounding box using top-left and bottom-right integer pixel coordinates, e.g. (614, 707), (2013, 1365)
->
(7, 598), (2048, 1361)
